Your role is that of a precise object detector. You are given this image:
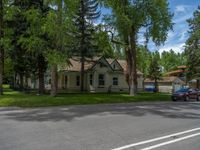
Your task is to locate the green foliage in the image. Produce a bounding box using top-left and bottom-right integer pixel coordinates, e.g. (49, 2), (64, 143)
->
(101, 0), (173, 45)
(4, 58), (13, 83)
(148, 52), (162, 92)
(71, 0), (101, 59)
(137, 46), (151, 78)
(148, 52), (162, 80)
(185, 6), (200, 80)
(160, 50), (186, 73)
(137, 47), (186, 77)
(43, 1), (75, 65)
(94, 25), (115, 58)
(18, 8), (47, 53)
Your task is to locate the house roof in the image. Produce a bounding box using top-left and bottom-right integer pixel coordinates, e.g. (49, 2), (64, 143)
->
(177, 65), (187, 69)
(164, 70), (186, 76)
(145, 76), (184, 83)
(61, 57), (143, 75)
(105, 58), (143, 75)
(62, 59), (96, 72)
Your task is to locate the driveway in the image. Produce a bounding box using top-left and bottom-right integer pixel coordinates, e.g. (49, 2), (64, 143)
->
(0, 102), (200, 150)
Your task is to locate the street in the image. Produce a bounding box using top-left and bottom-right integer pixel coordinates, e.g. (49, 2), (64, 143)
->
(0, 102), (200, 150)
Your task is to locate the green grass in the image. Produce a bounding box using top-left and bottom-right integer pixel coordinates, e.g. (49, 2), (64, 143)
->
(0, 86), (171, 107)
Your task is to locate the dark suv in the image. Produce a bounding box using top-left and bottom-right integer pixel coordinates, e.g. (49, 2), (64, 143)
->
(172, 88), (200, 101)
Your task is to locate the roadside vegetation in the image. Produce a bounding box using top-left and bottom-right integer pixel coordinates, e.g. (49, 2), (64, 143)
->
(0, 85), (170, 107)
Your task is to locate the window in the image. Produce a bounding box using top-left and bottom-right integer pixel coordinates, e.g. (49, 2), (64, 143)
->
(49, 79), (51, 85)
(98, 74), (105, 86)
(113, 77), (118, 85)
(89, 74), (93, 85)
(65, 76), (68, 88)
(113, 64), (116, 69)
(76, 76), (80, 86)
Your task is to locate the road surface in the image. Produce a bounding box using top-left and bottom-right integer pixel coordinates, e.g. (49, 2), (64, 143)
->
(0, 102), (200, 150)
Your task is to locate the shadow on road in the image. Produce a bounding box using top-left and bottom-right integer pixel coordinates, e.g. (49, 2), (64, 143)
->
(0, 103), (200, 122)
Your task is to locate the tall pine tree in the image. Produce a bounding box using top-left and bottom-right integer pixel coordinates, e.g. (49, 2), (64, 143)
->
(148, 52), (162, 93)
(185, 6), (200, 88)
(72, 0), (100, 92)
(18, 0), (48, 94)
(0, 0), (3, 95)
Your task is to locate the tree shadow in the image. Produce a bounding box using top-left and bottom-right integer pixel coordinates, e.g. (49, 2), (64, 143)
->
(1, 102), (200, 122)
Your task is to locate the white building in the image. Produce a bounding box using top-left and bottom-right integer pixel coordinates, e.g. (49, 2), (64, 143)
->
(55, 57), (143, 92)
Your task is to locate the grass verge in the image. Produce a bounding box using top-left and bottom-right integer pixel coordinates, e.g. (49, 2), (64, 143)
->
(0, 86), (171, 107)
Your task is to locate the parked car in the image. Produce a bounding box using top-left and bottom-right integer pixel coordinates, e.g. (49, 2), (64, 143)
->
(172, 88), (200, 101)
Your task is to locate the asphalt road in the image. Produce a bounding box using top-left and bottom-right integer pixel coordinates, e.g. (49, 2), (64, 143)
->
(0, 102), (200, 150)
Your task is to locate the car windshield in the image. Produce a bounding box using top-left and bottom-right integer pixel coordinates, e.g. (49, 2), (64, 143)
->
(176, 88), (189, 93)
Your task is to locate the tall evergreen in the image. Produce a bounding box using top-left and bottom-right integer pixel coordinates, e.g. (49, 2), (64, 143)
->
(0, 0), (3, 95)
(19, 0), (48, 94)
(148, 52), (162, 93)
(185, 6), (200, 88)
(7, 0), (48, 93)
(73, 0), (100, 92)
(8, 0), (36, 90)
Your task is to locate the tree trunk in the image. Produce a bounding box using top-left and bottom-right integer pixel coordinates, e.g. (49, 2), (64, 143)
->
(128, 27), (137, 96)
(38, 72), (45, 94)
(38, 55), (46, 95)
(0, 0), (3, 95)
(80, 57), (85, 92)
(197, 79), (200, 89)
(24, 75), (29, 93)
(51, 64), (58, 96)
(0, 49), (3, 95)
(80, 0), (85, 92)
(154, 79), (158, 93)
(13, 73), (17, 89)
(19, 74), (24, 91)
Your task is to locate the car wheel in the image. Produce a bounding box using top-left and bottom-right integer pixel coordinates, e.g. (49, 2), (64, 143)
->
(185, 96), (189, 101)
(197, 95), (200, 101)
(172, 98), (177, 101)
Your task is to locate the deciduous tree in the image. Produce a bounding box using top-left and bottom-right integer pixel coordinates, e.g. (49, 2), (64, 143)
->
(101, 0), (173, 95)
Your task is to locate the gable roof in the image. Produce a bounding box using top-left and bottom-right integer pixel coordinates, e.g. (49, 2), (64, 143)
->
(107, 59), (124, 71)
(62, 57), (100, 72)
(90, 57), (113, 71)
(145, 76), (185, 84)
(62, 57), (143, 75)
(117, 59), (143, 75)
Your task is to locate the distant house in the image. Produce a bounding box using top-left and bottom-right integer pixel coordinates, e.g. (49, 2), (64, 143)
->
(25, 57), (144, 93)
(144, 76), (186, 93)
(188, 79), (200, 89)
(144, 65), (187, 93)
(164, 66), (187, 81)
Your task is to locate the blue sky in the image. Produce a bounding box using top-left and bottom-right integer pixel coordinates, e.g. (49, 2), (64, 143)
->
(101, 0), (199, 53)
(149, 0), (200, 53)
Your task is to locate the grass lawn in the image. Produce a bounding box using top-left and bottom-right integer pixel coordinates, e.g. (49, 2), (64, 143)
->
(0, 85), (171, 107)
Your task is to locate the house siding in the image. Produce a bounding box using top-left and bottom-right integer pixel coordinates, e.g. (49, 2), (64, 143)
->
(21, 57), (144, 93)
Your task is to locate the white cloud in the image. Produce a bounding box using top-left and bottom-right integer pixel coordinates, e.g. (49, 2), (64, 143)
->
(158, 43), (185, 54)
(175, 5), (187, 13)
(167, 31), (176, 40)
(175, 5), (192, 14)
(174, 14), (192, 24)
(179, 31), (188, 42)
